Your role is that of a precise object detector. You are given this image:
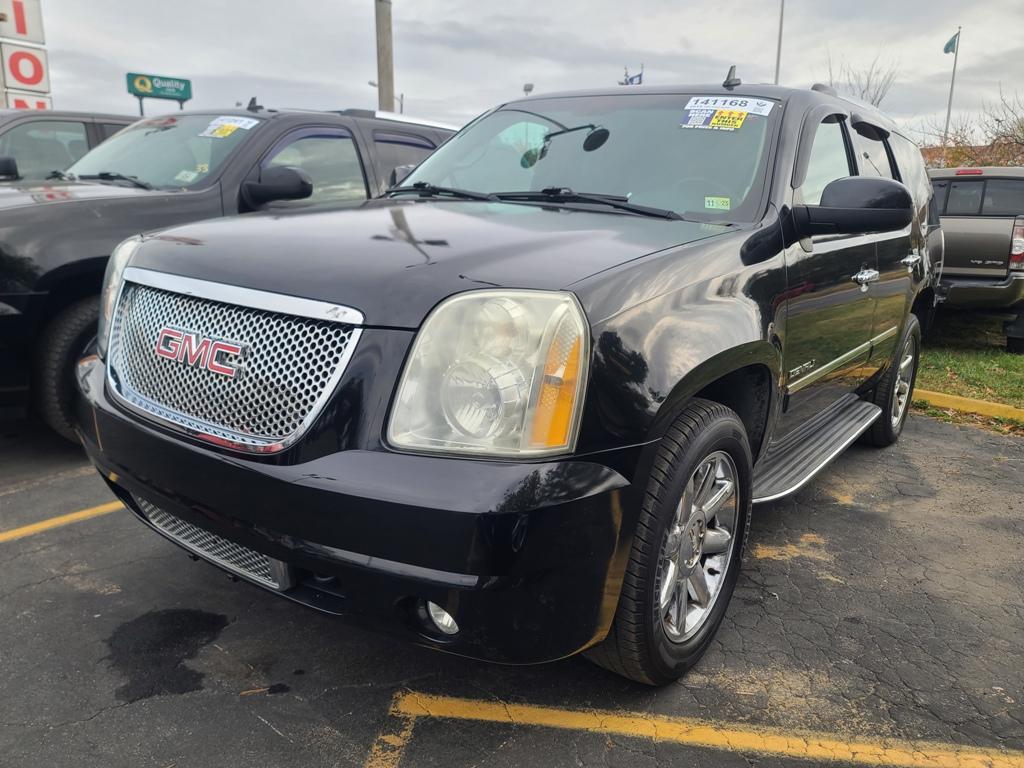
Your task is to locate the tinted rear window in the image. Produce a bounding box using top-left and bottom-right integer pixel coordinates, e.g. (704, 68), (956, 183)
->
(981, 179), (1024, 216)
(946, 180), (983, 215)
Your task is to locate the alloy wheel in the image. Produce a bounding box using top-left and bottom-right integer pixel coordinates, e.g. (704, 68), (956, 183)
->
(891, 336), (917, 429)
(656, 450), (739, 643)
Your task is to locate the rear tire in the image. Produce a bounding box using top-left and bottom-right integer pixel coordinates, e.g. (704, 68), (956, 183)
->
(585, 399), (752, 685)
(32, 296), (99, 442)
(864, 315), (921, 447)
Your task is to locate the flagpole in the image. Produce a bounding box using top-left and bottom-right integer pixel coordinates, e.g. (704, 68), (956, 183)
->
(943, 25), (961, 145)
(773, 0), (784, 84)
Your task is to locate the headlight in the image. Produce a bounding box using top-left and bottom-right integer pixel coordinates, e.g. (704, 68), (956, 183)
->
(96, 236), (141, 359)
(388, 290), (589, 457)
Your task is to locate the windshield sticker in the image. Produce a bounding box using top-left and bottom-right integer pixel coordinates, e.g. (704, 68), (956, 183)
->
(199, 115), (259, 139)
(681, 108), (747, 131)
(174, 169), (199, 183)
(684, 96), (774, 116)
(704, 196), (732, 211)
(202, 123), (239, 138)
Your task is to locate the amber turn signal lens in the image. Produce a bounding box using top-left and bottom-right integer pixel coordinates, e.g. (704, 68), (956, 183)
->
(529, 332), (582, 450)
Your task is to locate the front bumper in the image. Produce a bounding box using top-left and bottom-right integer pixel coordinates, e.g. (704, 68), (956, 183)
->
(939, 272), (1024, 310)
(75, 357), (642, 664)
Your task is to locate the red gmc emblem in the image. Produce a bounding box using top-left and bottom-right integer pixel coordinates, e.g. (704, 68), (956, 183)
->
(155, 327), (245, 377)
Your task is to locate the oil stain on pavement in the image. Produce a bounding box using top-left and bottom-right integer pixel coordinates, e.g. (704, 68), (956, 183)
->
(106, 609), (228, 703)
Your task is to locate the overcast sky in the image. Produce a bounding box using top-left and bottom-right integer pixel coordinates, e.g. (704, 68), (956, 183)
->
(40, 0), (1022, 141)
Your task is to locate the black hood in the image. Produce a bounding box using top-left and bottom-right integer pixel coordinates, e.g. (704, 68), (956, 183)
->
(130, 200), (733, 328)
(0, 180), (222, 293)
(0, 179), (158, 210)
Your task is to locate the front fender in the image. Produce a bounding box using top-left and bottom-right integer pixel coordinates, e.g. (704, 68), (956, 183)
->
(576, 252), (786, 454)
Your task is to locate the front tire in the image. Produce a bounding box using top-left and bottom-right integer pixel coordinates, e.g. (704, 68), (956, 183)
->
(32, 296), (99, 442)
(863, 314), (921, 447)
(585, 399), (752, 685)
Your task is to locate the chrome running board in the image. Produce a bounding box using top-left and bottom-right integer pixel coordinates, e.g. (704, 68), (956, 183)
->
(752, 394), (881, 504)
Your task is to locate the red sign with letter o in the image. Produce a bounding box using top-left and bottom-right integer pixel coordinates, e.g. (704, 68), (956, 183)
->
(1, 42), (50, 93)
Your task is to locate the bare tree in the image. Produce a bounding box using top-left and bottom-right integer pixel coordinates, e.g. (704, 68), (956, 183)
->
(982, 88), (1024, 158)
(825, 51), (900, 107)
(914, 88), (1024, 167)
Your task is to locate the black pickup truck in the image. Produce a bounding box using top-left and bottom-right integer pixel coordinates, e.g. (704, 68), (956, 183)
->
(76, 81), (935, 685)
(0, 107), (454, 436)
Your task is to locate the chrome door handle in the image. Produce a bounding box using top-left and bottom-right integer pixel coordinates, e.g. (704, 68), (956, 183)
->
(900, 254), (922, 269)
(852, 269), (880, 285)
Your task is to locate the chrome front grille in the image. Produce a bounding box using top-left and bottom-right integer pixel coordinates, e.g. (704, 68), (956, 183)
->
(107, 269), (362, 452)
(135, 496), (280, 588)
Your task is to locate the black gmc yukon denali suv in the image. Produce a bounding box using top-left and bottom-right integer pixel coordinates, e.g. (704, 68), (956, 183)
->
(76, 82), (935, 685)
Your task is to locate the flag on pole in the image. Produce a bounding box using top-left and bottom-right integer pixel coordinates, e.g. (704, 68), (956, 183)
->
(943, 31), (959, 54)
(619, 64), (644, 86)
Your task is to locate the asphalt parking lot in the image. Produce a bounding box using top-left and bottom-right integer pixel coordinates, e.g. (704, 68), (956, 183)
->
(1, 412), (1022, 768)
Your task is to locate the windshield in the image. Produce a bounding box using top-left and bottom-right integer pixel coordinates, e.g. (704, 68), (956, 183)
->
(67, 114), (264, 189)
(403, 93), (779, 221)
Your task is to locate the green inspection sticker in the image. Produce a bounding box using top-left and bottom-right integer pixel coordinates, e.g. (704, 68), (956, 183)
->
(704, 196), (731, 211)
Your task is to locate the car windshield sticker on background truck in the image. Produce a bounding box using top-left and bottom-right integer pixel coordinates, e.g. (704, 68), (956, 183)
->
(199, 116), (260, 139)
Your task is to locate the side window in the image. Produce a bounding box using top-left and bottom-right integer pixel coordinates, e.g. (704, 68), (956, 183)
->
(373, 131), (435, 182)
(263, 130), (368, 205)
(981, 180), (1024, 216)
(0, 120), (89, 179)
(931, 180), (950, 214)
(946, 181), (983, 216)
(888, 132), (933, 222)
(801, 117), (852, 205)
(99, 123), (126, 141)
(850, 129), (894, 179)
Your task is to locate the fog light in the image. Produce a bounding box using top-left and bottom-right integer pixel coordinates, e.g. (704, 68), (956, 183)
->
(426, 601), (459, 635)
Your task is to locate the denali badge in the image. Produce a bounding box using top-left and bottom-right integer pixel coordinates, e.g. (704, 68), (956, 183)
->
(155, 327), (245, 377)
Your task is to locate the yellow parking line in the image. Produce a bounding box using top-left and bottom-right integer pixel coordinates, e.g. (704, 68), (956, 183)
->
(366, 691), (1024, 768)
(0, 501), (123, 544)
(915, 389), (1024, 422)
(364, 693), (417, 768)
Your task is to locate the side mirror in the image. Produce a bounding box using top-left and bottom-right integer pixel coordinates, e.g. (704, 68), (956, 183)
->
(0, 156), (20, 181)
(388, 163), (417, 188)
(793, 176), (913, 237)
(241, 165), (313, 208)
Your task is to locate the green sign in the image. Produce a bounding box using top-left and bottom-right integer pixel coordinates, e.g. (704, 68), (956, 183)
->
(126, 72), (192, 102)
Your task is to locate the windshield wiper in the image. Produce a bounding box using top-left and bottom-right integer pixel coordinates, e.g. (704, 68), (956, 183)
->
(387, 181), (496, 201)
(45, 169), (75, 181)
(494, 187), (681, 220)
(78, 171), (152, 190)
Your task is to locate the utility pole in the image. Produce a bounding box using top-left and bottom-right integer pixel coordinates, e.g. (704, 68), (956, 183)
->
(374, 0), (396, 112)
(773, 0), (784, 85)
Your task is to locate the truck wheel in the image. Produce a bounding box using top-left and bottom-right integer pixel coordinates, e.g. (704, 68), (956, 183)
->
(863, 314), (921, 447)
(32, 296), (99, 442)
(1008, 336), (1024, 354)
(585, 399), (751, 685)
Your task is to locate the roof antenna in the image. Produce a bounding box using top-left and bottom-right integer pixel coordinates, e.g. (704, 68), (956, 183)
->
(246, 97), (263, 113)
(722, 65), (741, 90)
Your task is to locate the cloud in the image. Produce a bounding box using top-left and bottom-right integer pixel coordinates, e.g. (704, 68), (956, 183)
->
(37, 0), (1024, 135)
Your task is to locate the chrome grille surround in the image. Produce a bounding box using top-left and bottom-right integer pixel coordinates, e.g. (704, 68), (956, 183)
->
(107, 267), (363, 453)
(134, 496), (281, 588)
